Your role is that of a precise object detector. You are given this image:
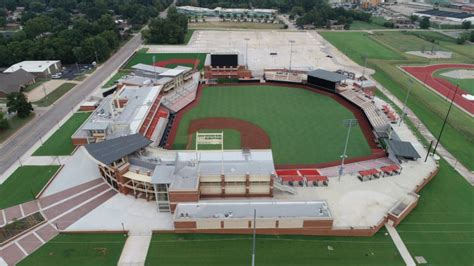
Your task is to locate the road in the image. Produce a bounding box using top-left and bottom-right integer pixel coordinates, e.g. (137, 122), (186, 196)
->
(0, 32), (142, 175)
(0, 1), (178, 176)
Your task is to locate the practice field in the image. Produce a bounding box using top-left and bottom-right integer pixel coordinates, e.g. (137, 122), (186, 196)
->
(146, 231), (403, 266)
(18, 233), (127, 266)
(171, 85), (372, 166)
(402, 64), (474, 115)
(0, 165), (60, 209)
(33, 112), (91, 156)
(124, 53), (207, 70)
(434, 68), (474, 95)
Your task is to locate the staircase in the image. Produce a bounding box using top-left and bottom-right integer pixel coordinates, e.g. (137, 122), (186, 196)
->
(273, 182), (297, 195)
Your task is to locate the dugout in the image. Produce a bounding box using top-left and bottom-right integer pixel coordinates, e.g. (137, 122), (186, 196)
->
(307, 69), (347, 91)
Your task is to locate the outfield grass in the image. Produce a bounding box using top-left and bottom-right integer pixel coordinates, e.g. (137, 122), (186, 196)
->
(33, 83), (76, 107)
(433, 68), (474, 95)
(320, 32), (402, 65)
(33, 112), (91, 156)
(189, 129), (241, 150)
(397, 160), (474, 266)
(0, 113), (35, 143)
(19, 233), (127, 266)
(320, 30), (474, 171)
(124, 53), (207, 70)
(0, 165), (60, 209)
(146, 230), (403, 266)
(173, 85), (372, 165)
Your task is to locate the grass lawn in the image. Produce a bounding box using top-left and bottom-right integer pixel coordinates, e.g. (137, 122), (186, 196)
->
(146, 230), (403, 266)
(189, 129), (241, 150)
(0, 113), (35, 143)
(319, 32), (402, 65)
(371, 31), (447, 52)
(184, 29), (195, 44)
(397, 160), (474, 266)
(349, 20), (386, 30)
(0, 165), (60, 209)
(321, 30), (474, 171)
(19, 233), (127, 266)
(33, 83), (76, 107)
(33, 112), (91, 156)
(189, 21), (283, 30)
(173, 85), (372, 165)
(433, 68), (474, 95)
(102, 69), (132, 88)
(124, 53), (207, 70)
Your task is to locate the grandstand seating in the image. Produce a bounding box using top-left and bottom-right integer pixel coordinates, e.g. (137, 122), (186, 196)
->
(138, 95), (162, 136)
(162, 77), (199, 112)
(339, 89), (389, 130)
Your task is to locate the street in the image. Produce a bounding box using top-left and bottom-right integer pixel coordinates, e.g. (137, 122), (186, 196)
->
(0, 33), (142, 175)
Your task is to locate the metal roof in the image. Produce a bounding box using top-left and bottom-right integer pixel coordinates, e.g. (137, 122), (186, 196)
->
(85, 133), (152, 165)
(307, 69), (347, 82)
(4, 60), (60, 73)
(388, 140), (421, 159)
(416, 9), (473, 19)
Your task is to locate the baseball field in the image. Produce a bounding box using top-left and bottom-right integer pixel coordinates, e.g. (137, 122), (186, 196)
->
(124, 52), (207, 70)
(170, 84), (373, 166)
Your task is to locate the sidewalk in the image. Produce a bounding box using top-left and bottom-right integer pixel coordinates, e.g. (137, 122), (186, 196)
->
(118, 231), (152, 266)
(374, 80), (474, 185)
(385, 223), (416, 266)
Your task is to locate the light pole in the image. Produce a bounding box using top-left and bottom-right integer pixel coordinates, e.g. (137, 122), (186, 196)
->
(152, 55), (157, 80)
(338, 119), (358, 181)
(431, 84), (459, 157)
(361, 53), (368, 78)
(251, 208), (256, 266)
(289, 40), (295, 71)
(244, 38), (250, 69)
(399, 80), (413, 127)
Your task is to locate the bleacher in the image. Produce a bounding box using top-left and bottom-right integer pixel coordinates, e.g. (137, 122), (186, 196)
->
(264, 70), (305, 83)
(339, 89), (389, 130)
(161, 78), (199, 113)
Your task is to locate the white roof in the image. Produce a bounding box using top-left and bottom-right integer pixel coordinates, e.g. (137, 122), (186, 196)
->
(132, 63), (169, 74)
(4, 60), (60, 73)
(159, 68), (185, 77)
(174, 200), (332, 219)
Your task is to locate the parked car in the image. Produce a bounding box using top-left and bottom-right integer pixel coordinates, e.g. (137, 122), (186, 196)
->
(51, 73), (63, 79)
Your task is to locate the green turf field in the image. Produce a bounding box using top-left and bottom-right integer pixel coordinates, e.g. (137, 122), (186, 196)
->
(320, 32), (402, 65)
(173, 85), (372, 165)
(189, 129), (241, 150)
(433, 68), (474, 95)
(19, 233), (127, 266)
(349, 20), (386, 30)
(146, 230), (403, 266)
(124, 53), (207, 70)
(33, 112), (91, 156)
(397, 160), (474, 266)
(320, 30), (474, 171)
(0, 165), (60, 209)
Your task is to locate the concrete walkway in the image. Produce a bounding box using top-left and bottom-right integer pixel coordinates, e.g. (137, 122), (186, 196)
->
(374, 80), (474, 185)
(26, 80), (78, 102)
(385, 223), (416, 266)
(118, 231), (152, 266)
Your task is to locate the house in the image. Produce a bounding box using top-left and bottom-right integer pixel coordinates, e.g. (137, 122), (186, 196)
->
(0, 69), (36, 98)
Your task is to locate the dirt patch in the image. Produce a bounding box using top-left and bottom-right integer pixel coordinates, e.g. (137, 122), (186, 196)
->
(155, 58), (201, 70)
(188, 117), (271, 149)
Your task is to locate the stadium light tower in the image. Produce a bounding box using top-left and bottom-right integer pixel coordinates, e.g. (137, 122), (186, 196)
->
(251, 208), (256, 266)
(289, 40), (295, 71)
(399, 80), (413, 127)
(431, 84), (459, 157)
(244, 38), (250, 69)
(338, 119), (358, 181)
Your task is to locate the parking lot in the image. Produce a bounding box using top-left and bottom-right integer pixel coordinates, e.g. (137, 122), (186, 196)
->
(54, 64), (95, 80)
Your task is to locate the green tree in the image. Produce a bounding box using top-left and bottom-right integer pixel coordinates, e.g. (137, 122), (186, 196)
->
(0, 112), (9, 130)
(470, 30), (474, 42)
(420, 17), (430, 29)
(7, 92), (33, 118)
(410, 15), (418, 22)
(461, 21), (471, 30)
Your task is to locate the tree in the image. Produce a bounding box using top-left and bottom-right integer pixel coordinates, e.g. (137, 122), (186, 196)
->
(420, 17), (430, 29)
(7, 92), (33, 118)
(470, 30), (474, 42)
(456, 36), (466, 45)
(410, 15), (418, 23)
(0, 112), (9, 130)
(461, 21), (471, 30)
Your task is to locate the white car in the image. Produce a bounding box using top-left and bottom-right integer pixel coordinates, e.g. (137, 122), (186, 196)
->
(51, 73), (62, 79)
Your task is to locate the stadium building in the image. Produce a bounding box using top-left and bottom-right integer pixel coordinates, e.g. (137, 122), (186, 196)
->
(412, 9), (474, 23)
